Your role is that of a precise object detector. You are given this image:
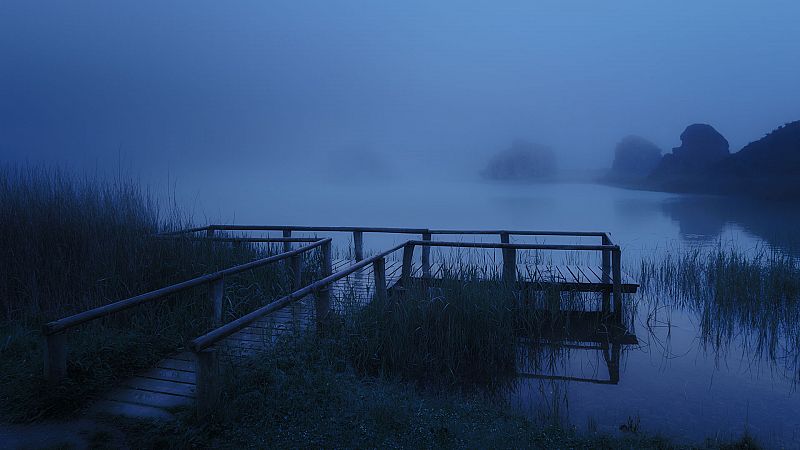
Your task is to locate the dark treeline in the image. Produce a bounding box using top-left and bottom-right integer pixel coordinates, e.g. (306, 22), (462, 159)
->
(606, 120), (800, 198)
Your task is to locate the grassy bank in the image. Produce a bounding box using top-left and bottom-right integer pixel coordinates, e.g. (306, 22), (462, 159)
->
(0, 166), (294, 422)
(114, 333), (758, 449)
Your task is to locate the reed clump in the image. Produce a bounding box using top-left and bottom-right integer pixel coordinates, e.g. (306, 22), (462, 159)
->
(640, 246), (800, 380)
(0, 165), (296, 421)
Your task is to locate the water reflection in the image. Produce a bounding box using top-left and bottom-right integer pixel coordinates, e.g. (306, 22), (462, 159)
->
(660, 195), (800, 252)
(517, 311), (637, 385)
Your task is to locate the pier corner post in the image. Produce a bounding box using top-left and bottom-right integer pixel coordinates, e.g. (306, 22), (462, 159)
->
(196, 348), (219, 416)
(44, 331), (67, 383)
(421, 232), (431, 278)
(373, 257), (387, 302)
(291, 254), (303, 291)
(209, 278), (224, 327)
(612, 247), (622, 321)
(401, 243), (415, 287)
(602, 234), (612, 315)
(282, 229), (292, 253)
(353, 231), (364, 261)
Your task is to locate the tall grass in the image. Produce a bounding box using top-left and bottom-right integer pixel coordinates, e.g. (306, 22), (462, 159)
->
(0, 165), (299, 421)
(640, 246), (800, 381)
(344, 264), (601, 390)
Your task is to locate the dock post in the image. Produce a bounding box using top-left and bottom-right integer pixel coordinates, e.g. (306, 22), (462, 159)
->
(401, 243), (415, 287)
(612, 247), (622, 322)
(502, 246), (517, 284)
(208, 278), (224, 327)
(373, 257), (387, 302)
(421, 232), (431, 278)
(500, 232), (510, 244)
(206, 227), (215, 238)
(291, 254), (303, 290)
(282, 229), (292, 253)
(353, 231), (364, 261)
(315, 241), (333, 330)
(44, 331), (67, 383)
(602, 234), (611, 315)
(196, 348), (219, 416)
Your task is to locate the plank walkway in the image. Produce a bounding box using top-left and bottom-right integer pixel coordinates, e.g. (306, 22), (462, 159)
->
(89, 259), (635, 419)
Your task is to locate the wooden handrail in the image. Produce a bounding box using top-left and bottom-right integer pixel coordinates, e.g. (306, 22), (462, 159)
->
(190, 237), (626, 411)
(43, 239), (331, 335)
(165, 225), (614, 243)
(189, 239), (619, 352)
(406, 240), (617, 252)
(154, 236), (321, 243)
(189, 242), (407, 352)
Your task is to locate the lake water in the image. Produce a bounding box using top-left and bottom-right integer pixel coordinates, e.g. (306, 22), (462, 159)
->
(181, 177), (800, 447)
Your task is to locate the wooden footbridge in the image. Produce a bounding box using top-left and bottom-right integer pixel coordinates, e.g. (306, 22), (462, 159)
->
(41, 226), (638, 418)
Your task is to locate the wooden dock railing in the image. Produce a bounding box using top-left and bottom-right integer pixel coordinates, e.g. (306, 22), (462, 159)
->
(45, 225), (629, 415)
(185, 232), (624, 414)
(41, 238), (332, 383)
(165, 225), (613, 281)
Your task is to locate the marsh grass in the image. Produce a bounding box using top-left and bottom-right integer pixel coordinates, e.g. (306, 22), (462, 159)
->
(0, 165), (303, 421)
(115, 333), (759, 449)
(344, 257), (608, 390)
(640, 245), (800, 381)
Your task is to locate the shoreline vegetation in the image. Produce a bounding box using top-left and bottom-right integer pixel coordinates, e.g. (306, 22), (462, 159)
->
(0, 165), (774, 448)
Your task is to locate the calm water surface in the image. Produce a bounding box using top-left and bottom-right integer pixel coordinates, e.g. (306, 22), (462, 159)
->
(183, 177), (800, 447)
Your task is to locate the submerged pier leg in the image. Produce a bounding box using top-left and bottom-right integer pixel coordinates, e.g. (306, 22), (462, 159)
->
(602, 235), (611, 316)
(612, 247), (622, 323)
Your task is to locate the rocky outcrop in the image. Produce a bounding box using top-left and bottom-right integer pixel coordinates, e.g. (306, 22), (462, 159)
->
(647, 124), (730, 192)
(609, 135), (662, 181)
(644, 121), (800, 198)
(482, 139), (557, 181)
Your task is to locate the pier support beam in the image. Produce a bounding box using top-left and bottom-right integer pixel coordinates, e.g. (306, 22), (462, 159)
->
(282, 229), (292, 253)
(602, 234), (611, 316)
(421, 232), (431, 278)
(373, 257), (387, 302)
(612, 247), (622, 322)
(401, 243), (415, 287)
(353, 231), (364, 261)
(208, 278), (224, 327)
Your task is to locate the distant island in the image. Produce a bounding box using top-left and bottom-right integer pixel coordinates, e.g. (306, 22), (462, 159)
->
(482, 139), (557, 181)
(606, 120), (800, 199)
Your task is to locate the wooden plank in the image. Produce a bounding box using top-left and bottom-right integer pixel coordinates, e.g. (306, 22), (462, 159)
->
(170, 352), (198, 362)
(140, 367), (197, 384)
(121, 377), (196, 397)
(156, 358), (195, 372)
(105, 388), (193, 409)
(90, 400), (175, 420)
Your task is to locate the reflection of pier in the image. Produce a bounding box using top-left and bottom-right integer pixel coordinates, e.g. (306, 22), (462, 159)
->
(516, 311), (637, 385)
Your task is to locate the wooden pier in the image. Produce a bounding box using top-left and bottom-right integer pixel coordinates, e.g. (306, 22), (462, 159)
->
(42, 225), (639, 418)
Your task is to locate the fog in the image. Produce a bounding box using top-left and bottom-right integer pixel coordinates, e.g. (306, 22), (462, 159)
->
(2, 1), (800, 185)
